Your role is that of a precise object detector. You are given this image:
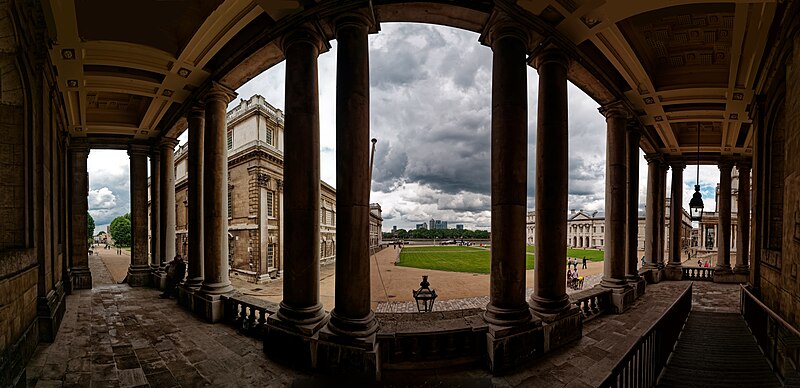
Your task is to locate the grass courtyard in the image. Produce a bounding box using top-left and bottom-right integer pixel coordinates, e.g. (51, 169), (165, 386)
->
(397, 245), (604, 274)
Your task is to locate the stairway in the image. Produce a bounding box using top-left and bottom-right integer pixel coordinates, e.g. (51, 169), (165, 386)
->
(657, 311), (781, 387)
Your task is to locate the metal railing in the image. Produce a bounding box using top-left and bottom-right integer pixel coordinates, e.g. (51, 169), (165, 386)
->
(223, 293), (279, 338)
(599, 283), (693, 388)
(570, 288), (612, 322)
(741, 285), (800, 385)
(682, 266), (715, 281)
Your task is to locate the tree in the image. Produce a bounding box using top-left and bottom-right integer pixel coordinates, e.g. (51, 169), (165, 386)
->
(87, 212), (95, 239)
(109, 213), (131, 246)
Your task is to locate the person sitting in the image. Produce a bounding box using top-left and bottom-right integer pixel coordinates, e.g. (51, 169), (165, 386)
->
(160, 255), (186, 299)
(567, 269), (574, 289)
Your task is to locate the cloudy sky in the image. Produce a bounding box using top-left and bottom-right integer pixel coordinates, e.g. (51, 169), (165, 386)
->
(87, 23), (724, 233)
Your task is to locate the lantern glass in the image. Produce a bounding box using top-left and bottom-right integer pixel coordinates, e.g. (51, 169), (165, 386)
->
(689, 185), (704, 222)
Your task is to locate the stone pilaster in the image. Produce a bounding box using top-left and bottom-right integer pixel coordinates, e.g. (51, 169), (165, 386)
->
(625, 125), (645, 296)
(127, 145), (151, 286)
(715, 160), (734, 274)
(149, 150), (160, 268)
(735, 161), (751, 273)
(599, 103), (634, 312)
(197, 82), (237, 322)
(68, 140), (91, 290)
(665, 162), (686, 280)
(266, 26), (329, 370)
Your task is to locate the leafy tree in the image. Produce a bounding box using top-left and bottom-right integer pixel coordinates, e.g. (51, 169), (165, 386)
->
(87, 212), (95, 239)
(109, 213), (132, 246)
(97, 231), (106, 235)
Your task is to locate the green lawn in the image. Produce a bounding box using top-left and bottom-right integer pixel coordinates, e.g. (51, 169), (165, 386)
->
(398, 246), (534, 274)
(524, 246), (604, 261)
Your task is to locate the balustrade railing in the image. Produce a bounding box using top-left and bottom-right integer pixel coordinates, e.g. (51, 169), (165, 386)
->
(222, 293), (279, 338)
(682, 266), (715, 281)
(741, 285), (800, 385)
(570, 288), (612, 322)
(599, 283), (693, 388)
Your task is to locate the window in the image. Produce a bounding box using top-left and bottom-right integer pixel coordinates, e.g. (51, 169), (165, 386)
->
(266, 127), (273, 146)
(267, 244), (274, 268)
(227, 189), (232, 218)
(267, 191), (274, 217)
(227, 130), (233, 150)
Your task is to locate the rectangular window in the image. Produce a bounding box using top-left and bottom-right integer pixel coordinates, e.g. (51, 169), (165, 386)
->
(267, 191), (274, 217)
(227, 130), (233, 150)
(267, 244), (274, 268)
(228, 189), (232, 218)
(266, 127), (273, 146)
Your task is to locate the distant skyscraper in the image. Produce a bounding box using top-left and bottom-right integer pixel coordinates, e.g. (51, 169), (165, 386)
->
(429, 218), (435, 230)
(456, 224), (464, 230)
(416, 223), (427, 230)
(392, 225), (397, 233)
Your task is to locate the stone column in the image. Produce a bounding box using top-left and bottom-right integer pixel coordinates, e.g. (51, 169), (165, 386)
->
(68, 141), (92, 289)
(530, 47), (572, 318)
(716, 160), (733, 273)
(657, 162), (669, 266)
(197, 82), (236, 322)
(326, 14), (378, 338)
(644, 155), (664, 270)
(625, 126), (643, 292)
(665, 162), (685, 280)
(271, 29), (327, 329)
(600, 104), (629, 290)
(481, 24), (532, 327)
(735, 162), (751, 273)
(127, 145), (151, 286)
(186, 107), (205, 288)
(149, 151), (160, 267)
(159, 137), (179, 265)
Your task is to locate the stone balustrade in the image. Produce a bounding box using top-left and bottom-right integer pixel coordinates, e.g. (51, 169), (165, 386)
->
(570, 287), (613, 322)
(682, 266), (715, 281)
(223, 293), (279, 338)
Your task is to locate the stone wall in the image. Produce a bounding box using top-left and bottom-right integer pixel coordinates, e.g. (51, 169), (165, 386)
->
(0, 250), (38, 387)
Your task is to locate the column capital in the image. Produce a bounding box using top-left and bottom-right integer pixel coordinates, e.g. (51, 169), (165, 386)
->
(718, 158), (735, 171)
(68, 137), (90, 153)
(736, 159), (752, 171)
(159, 137), (179, 150)
(333, 9), (378, 35)
(280, 25), (329, 56)
(204, 82), (237, 106)
(598, 101), (629, 119)
(531, 46), (570, 70)
(644, 153), (664, 164)
(481, 10), (533, 49)
(128, 144), (150, 157)
(188, 104), (205, 119)
(669, 161), (686, 170)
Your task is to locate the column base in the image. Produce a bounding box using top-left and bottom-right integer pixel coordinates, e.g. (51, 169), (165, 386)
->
(326, 310), (379, 338)
(714, 264), (733, 275)
(664, 265), (684, 281)
(70, 267), (92, 290)
(600, 276), (629, 289)
(36, 283), (66, 343)
(734, 265), (750, 274)
(184, 277), (203, 289)
(529, 294), (571, 320)
(152, 270), (167, 290)
(485, 318), (543, 374)
(713, 271), (749, 284)
(264, 312), (329, 370)
(626, 276), (646, 299)
(607, 286), (636, 314)
(177, 284), (196, 310)
(483, 302), (533, 326)
(194, 290), (234, 323)
(126, 265), (152, 287)
(316, 327), (379, 381)
(643, 266), (665, 284)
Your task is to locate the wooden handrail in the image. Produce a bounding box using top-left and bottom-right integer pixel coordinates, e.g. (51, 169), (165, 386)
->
(741, 284), (800, 338)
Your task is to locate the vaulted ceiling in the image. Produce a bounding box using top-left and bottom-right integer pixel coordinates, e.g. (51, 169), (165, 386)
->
(44, 0), (778, 161)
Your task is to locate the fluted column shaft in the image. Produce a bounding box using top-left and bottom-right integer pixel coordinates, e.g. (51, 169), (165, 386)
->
(601, 106), (629, 288)
(186, 108), (205, 288)
(129, 146), (149, 267)
(644, 157), (660, 268)
(149, 152), (160, 266)
(328, 15), (377, 337)
(484, 26), (532, 326)
(531, 48), (571, 317)
(716, 161), (733, 272)
(69, 143), (92, 289)
(669, 163), (685, 266)
(201, 84), (236, 295)
(159, 138), (178, 264)
(626, 128), (641, 279)
(735, 163), (751, 272)
(276, 30), (326, 326)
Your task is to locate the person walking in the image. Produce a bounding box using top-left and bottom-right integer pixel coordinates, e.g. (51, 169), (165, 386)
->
(582, 256), (587, 269)
(160, 255), (186, 299)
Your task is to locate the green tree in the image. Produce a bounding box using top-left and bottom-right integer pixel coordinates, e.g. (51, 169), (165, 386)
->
(109, 213), (131, 246)
(87, 212), (95, 239)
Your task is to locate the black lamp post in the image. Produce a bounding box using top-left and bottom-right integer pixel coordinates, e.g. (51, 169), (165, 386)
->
(412, 275), (437, 312)
(689, 123), (704, 221)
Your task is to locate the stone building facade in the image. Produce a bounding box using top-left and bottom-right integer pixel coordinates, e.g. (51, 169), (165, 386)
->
(696, 169), (740, 254)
